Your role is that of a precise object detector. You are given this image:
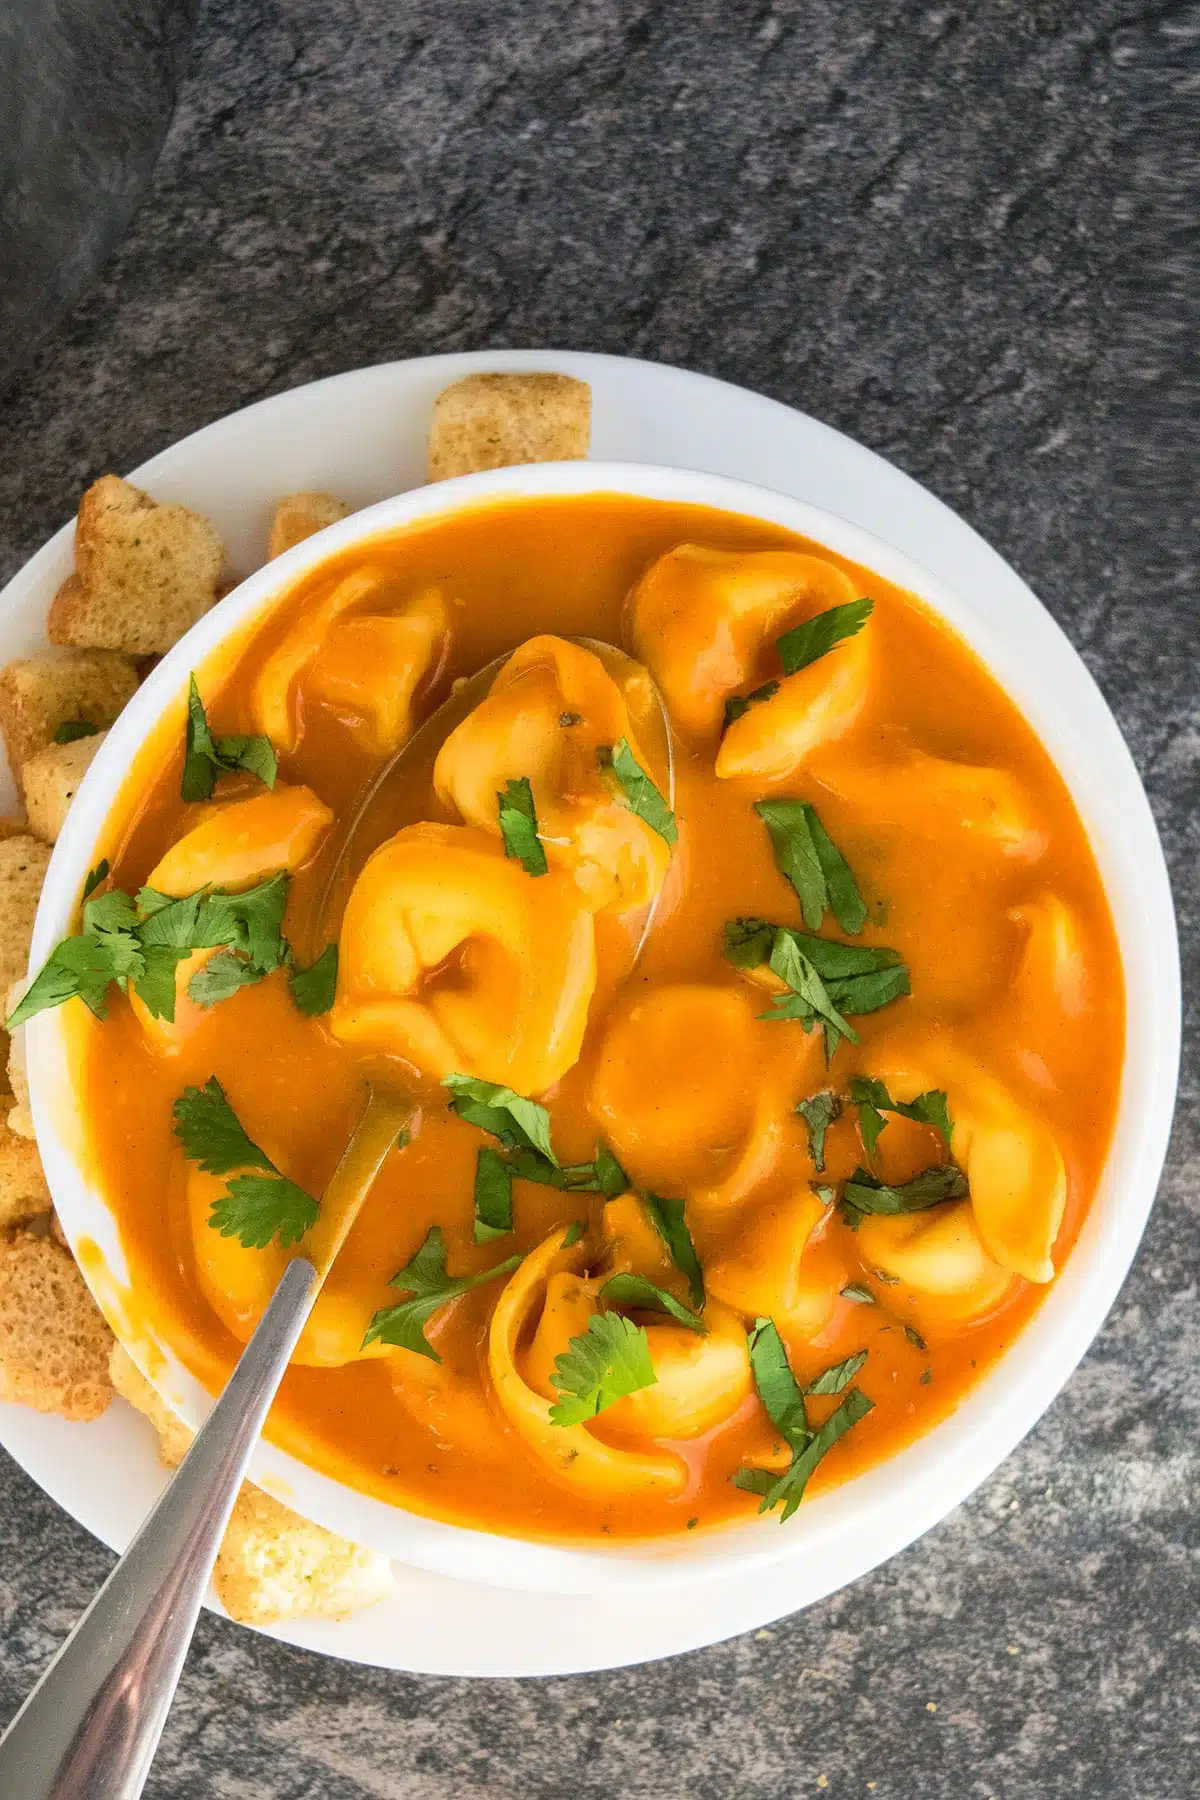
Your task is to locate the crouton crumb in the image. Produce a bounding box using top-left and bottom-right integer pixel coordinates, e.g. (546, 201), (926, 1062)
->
(0, 1230), (114, 1420)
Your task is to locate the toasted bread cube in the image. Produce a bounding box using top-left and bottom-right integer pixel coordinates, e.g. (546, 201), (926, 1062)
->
(6, 992), (32, 1140)
(50, 475), (224, 655)
(0, 1229), (114, 1419)
(427, 373), (591, 481)
(268, 491), (352, 560)
(22, 730), (107, 844)
(0, 1119), (50, 1229)
(109, 1343), (193, 1468)
(214, 1485), (394, 1626)
(0, 649), (138, 788)
(0, 836), (51, 1004)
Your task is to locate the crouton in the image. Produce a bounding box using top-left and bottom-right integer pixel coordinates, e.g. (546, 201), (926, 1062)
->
(0, 836), (51, 1006)
(23, 730), (106, 844)
(0, 1229), (113, 1419)
(0, 818), (29, 842)
(214, 1485), (394, 1627)
(6, 996), (32, 1140)
(50, 475), (224, 655)
(0, 649), (137, 787)
(268, 492), (352, 560)
(0, 1119), (50, 1229)
(109, 1343), (193, 1468)
(427, 373), (592, 481)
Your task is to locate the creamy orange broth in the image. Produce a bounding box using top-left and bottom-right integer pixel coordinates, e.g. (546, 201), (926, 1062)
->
(74, 495), (1123, 1542)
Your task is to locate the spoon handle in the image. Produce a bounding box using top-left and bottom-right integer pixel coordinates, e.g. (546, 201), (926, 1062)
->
(0, 1254), (318, 1800)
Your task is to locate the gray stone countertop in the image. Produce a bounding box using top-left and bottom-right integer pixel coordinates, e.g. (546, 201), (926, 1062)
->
(0, 3), (1195, 1795)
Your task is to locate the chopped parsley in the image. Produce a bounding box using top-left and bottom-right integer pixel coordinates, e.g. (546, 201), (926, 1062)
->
(840, 1163), (970, 1227)
(445, 1075), (627, 1195)
(599, 1272), (707, 1334)
(840, 1283), (875, 1305)
(755, 799), (867, 935)
(775, 597), (873, 677)
(288, 943), (339, 1016)
(472, 1146), (514, 1242)
(7, 869), (292, 1029)
(173, 1076), (319, 1250)
(643, 1193), (705, 1309)
(600, 737), (677, 846)
(733, 1316), (874, 1521)
(497, 776), (548, 877)
(363, 1227), (522, 1361)
(722, 917), (910, 1060)
(52, 719), (100, 745)
(549, 1311), (657, 1425)
(848, 1076), (953, 1166)
(796, 1090), (841, 1172)
(181, 675), (278, 802)
(723, 680), (780, 731)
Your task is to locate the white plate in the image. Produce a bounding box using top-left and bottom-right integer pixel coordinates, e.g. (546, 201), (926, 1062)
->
(0, 351), (1178, 1676)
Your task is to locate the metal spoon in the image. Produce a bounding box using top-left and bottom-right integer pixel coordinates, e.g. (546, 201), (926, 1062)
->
(0, 1084), (410, 1800)
(0, 636), (673, 1797)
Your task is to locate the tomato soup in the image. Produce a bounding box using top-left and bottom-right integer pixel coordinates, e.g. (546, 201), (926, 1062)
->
(61, 495), (1123, 1542)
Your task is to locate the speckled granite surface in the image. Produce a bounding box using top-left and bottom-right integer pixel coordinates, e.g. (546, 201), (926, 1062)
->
(0, 2), (1195, 1795)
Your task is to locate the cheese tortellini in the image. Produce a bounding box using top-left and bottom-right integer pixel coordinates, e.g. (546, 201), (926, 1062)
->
(433, 634), (670, 914)
(132, 785), (334, 1047)
(627, 545), (871, 780)
(856, 1048), (1067, 1288)
(590, 982), (775, 1195)
(706, 1189), (840, 1338)
(252, 567), (449, 755)
(331, 821), (596, 1093)
(487, 1228), (688, 1498)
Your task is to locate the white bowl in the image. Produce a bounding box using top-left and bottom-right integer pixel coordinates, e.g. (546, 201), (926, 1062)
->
(27, 459), (1180, 1598)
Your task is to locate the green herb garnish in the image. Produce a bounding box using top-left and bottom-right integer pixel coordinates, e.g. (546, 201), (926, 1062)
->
(288, 943), (339, 1016)
(840, 1283), (875, 1305)
(600, 738), (677, 846)
(796, 1090), (841, 1173)
(363, 1226), (521, 1360)
(472, 1146), (514, 1242)
(775, 598), (873, 677)
(840, 1163), (969, 1227)
(644, 1194), (705, 1310)
(173, 1076), (319, 1250)
(548, 1312), (657, 1425)
(733, 1317), (873, 1521)
(723, 680), (780, 731)
(443, 1074), (557, 1163)
(497, 776), (548, 877)
(599, 1273), (707, 1334)
(722, 918), (910, 1061)
(848, 1076), (953, 1166)
(52, 719), (100, 745)
(755, 799), (867, 935)
(182, 675), (278, 802)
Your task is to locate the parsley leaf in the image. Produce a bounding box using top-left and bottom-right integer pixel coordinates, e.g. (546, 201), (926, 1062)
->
(723, 680), (780, 731)
(848, 1075), (953, 1165)
(187, 949), (264, 1008)
(594, 1141), (629, 1199)
(600, 738), (677, 846)
(722, 919), (910, 1061)
(599, 1272), (708, 1333)
(497, 777), (548, 877)
(549, 1311), (657, 1425)
(840, 1283), (875, 1305)
(173, 1076), (318, 1249)
(776, 597), (874, 677)
(796, 1090), (841, 1172)
(209, 1174), (320, 1251)
(756, 799), (867, 935)
(172, 1075), (276, 1175)
(806, 1349), (868, 1395)
(288, 943), (338, 1016)
(181, 675), (278, 802)
(363, 1227), (522, 1360)
(53, 719), (99, 745)
(643, 1194), (705, 1309)
(840, 1162), (969, 1226)
(734, 1319), (874, 1520)
(443, 1073), (557, 1163)
(473, 1146), (514, 1242)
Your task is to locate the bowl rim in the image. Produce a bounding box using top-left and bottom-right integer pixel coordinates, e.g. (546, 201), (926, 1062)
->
(26, 458), (1181, 1596)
